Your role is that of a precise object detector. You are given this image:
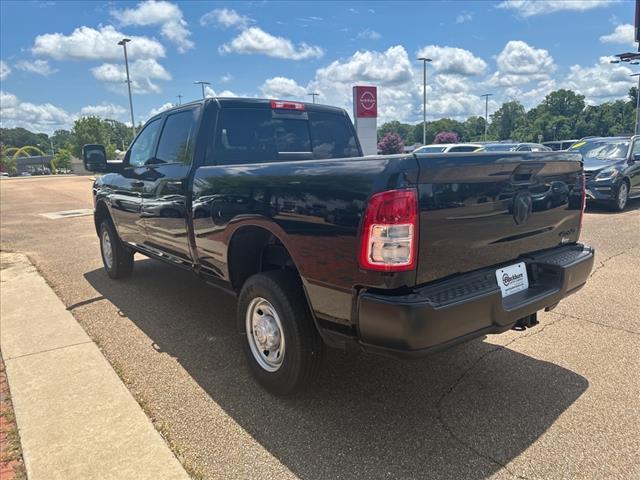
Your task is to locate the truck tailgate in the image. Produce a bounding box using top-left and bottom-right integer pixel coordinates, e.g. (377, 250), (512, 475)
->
(415, 152), (583, 285)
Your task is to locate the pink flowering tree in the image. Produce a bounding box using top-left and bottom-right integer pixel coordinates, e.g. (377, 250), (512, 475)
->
(434, 131), (459, 144)
(377, 132), (405, 154)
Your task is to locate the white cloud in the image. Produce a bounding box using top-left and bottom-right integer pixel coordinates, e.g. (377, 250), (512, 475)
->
(417, 45), (487, 76)
(220, 73), (233, 83)
(219, 27), (324, 60)
(0, 91), (18, 109)
(203, 86), (238, 98)
(32, 25), (165, 61)
(147, 102), (174, 118)
(563, 56), (635, 104)
(600, 24), (636, 46)
(357, 29), (381, 40)
(456, 11), (473, 24)
(260, 77), (308, 99)
(497, 0), (614, 18)
(0, 60), (10, 80)
(111, 0), (193, 53)
(307, 46), (417, 122)
(503, 79), (558, 107)
(0, 90), (74, 133)
(91, 58), (171, 94)
(315, 45), (412, 86)
(79, 103), (126, 118)
(488, 40), (555, 86)
(15, 59), (58, 76)
(201, 8), (253, 28)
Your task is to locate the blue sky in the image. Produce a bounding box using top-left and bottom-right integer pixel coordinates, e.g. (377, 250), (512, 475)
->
(0, 0), (638, 133)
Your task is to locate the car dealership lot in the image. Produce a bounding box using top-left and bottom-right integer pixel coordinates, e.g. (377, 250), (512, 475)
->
(1, 175), (639, 480)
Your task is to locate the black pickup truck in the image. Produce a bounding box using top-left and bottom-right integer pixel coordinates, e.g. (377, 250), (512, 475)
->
(83, 98), (594, 394)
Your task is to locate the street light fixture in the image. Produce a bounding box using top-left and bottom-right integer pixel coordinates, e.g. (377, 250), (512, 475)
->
(117, 38), (136, 138)
(194, 81), (211, 99)
(480, 93), (494, 141)
(307, 92), (319, 104)
(417, 57), (432, 145)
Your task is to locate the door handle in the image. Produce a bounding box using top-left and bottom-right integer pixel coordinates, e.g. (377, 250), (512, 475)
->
(131, 181), (144, 187)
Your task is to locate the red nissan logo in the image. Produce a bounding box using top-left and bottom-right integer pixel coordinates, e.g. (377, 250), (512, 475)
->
(360, 91), (376, 110)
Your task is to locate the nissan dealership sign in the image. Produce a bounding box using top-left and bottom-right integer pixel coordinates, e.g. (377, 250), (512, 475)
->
(355, 86), (377, 118)
(353, 86), (378, 155)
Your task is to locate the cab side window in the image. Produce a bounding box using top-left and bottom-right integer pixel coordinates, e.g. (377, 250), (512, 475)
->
(156, 109), (200, 165)
(129, 118), (162, 167)
(631, 139), (640, 158)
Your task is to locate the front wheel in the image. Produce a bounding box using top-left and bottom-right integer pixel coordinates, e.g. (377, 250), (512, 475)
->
(610, 181), (629, 212)
(99, 220), (134, 279)
(237, 270), (324, 395)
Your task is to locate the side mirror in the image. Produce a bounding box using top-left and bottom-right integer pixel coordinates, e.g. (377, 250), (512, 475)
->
(633, 153), (640, 163)
(82, 144), (107, 172)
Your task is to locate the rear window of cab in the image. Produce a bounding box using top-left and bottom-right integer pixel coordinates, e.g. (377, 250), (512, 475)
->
(212, 108), (361, 165)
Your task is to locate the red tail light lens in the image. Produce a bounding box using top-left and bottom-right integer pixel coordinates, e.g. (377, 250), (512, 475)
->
(359, 189), (418, 272)
(270, 100), (305, 111)
(580, 172), (586, 229)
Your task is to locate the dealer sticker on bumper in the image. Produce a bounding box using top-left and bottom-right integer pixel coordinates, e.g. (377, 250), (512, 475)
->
(496, 262), (529, 298)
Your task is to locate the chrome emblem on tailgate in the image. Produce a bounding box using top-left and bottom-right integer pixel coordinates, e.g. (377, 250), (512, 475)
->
(513, 192), (533, 225)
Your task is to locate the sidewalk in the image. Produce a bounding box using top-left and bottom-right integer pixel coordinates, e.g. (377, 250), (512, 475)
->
(0, 252), (190, 480)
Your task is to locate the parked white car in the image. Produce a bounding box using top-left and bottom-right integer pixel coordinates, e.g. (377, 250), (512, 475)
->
(413, 143), (483, 154)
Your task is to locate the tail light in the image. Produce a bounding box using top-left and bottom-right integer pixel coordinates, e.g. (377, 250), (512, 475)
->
(579, 172), (586, 229)
(359, 189), (418, 272)
(270, 100), (305, 111)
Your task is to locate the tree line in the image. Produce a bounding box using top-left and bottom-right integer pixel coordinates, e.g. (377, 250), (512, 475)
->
(0, 117), (135, 174)
(377, 88), (637, 146)
(1, 87), (636, 173)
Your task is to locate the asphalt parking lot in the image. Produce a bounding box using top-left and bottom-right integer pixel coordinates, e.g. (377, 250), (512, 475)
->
(1, 175), (639, 480)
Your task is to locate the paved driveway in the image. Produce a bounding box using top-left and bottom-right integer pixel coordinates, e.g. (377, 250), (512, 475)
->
(1, 175), (639, 479)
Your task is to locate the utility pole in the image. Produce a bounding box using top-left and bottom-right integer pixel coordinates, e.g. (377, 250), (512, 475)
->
(177, 94), (183, 105)
(118, 38), (136, 138)
(417, 57), (432, 145)
(480, 93), (493, 141)
(194, 81), (211, 99)
(307, 92), (319, 104)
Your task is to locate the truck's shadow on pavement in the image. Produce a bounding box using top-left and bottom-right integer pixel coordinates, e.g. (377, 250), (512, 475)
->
(85, 261), (588, 479)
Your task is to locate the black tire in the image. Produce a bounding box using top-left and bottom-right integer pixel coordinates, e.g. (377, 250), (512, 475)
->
(99, 220), (134, 279)
(237, 270), (324, 395)
(609, 180), (629, 212)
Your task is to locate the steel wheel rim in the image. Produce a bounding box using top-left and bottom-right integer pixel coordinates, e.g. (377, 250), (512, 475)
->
(246, 297), (285, 372)
(101, 229), (113, 269)
(618, 183), (628, 209)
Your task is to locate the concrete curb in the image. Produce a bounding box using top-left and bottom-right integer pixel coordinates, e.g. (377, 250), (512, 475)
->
(0, 252), (190, 480)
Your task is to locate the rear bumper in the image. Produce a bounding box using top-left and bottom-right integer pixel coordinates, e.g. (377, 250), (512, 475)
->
(357, 244), (594, 358)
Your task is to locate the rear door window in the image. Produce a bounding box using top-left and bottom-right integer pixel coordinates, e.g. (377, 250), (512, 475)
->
(213, 107), (359, 165)
(156, 108), (200, 165)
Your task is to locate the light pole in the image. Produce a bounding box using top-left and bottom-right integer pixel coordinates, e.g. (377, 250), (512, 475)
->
(177, 94), (183, 105)
(610, 53), (640, 135)
(417, 57), (432, 145)
(308, 92), (319, 104)
(480, 93), (493, 141)
(194, 81), (211, 99)
(118, 38), (136, 138)
(631, 74), (640, 135)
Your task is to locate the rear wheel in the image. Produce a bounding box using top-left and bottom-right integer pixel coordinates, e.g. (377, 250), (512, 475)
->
(610, 180), (629, 212)
(99, 220), (134, 279)
(237, 270), (324, 395)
